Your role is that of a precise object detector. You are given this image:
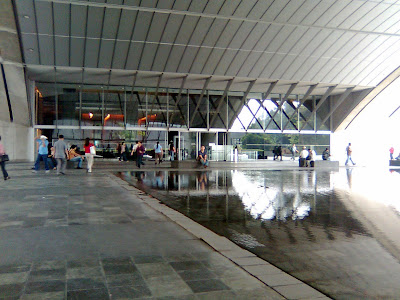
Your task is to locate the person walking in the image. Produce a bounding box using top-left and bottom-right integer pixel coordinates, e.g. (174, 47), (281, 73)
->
(84, 138), (95, 173)
(291, 144), (298, 161)
(169, 142), (175, 161)
(345, 143), (356, 166)
(54, 135), (69, 175)
(120, 142), (128, 162)
(154, 141), (163, 165)
(131, 141), (139, 162)
(389, 147), (394, 160)
(33, 135), (50, 173)
(136, 141), (145, 168)
(0, 136), (10, 180)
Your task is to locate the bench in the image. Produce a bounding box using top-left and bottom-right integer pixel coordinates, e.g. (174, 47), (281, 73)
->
(313, 160), (339, 168)
(389, 160), (400, 166)
(171, 160), (205, 169)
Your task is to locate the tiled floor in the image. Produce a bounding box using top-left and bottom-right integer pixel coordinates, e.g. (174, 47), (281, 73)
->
(0, 164), (285, 299)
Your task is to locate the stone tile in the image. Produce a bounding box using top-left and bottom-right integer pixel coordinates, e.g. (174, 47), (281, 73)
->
(185, 279), (230, 293)
(68, 219), (89, 225)
(103, 264), (138, 275)
(20, 291), (65, 300)
(234, 288), (286, 300)
(102, 257), (133, 265)
(133, 255), (164, 264)
(177, 268), (217, 281)
(66, 267), (103, 279)
(106, 273), (146, 287)
(44, 219), (68, 227)
(109, 285), (152, 299)
(274, 283), (327, 299)
(145, 275), (192, 297)
(67, 259), (100, 269)
(163, 254), (195, 262)
(109, 216), (132, 224)
(220, 249), (256, 259)
(230, 256), (270, 266)
(0, 283), (24, 297)
(66, 288), (109, 300)
(29, 269), (66, 281)
(0, 271), (29, 284)
(195, 290), (237, 300)
(170, 261), (206, 271)
(256, 273), (303, 287)
(33, 261), (66, 271)
(242, 264), (283, 276)
(155, 295), (197, 300)
(207, 265), (249, 279)
(25, 280), (65, 294)
(220, 276), (267, 291)
(67, 277), (106, 291)
(0, 221), (24, 229)
(136, 263), (178, 279)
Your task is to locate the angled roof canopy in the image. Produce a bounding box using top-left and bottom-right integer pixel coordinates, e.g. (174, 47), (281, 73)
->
(11, 0), (400, 131)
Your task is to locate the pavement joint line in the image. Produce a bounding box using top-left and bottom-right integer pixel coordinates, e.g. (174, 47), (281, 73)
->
(111, 173), (330, 300)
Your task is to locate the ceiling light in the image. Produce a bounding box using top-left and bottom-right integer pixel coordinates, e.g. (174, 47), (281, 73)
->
(23, 15), (30, 19)
(28, 48), (34, 52)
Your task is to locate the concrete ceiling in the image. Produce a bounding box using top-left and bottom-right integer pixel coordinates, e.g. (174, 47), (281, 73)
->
(13, 0), (400, 96)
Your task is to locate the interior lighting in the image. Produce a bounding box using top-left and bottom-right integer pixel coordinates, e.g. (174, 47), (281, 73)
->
(23, 15), (30, 19)
(28, 48), (34, 52)
(89, 112), (93, 119)
(104, 114), (111, 121)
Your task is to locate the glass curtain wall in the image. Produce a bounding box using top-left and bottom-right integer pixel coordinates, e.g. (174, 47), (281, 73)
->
(34, 81), (331, 161)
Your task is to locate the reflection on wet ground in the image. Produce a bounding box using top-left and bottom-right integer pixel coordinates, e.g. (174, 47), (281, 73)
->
(119, 168), (400, 299)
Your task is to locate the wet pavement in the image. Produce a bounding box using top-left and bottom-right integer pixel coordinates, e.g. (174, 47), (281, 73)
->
(0, 163), (292, 299)
(119, 167), (400, 299)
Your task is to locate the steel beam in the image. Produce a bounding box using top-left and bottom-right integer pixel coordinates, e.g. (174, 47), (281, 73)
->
(317, 87), (355, 131)
(299, 85), (337, 131)
(282, 84), (317, 131)
(148, 73), (163, 122)
(265, 82), (298, 130)
(169, 75), (188, 125)
(189, 77), (211, 127)
(226, 80), (256, 128)
(210, 78), (234, 127)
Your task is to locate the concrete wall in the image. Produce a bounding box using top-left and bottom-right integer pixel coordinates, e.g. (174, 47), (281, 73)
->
(0, 0), (32, 161)
(0, 120), (34, 162)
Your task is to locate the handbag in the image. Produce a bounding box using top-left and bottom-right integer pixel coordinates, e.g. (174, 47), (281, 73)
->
(1, 154), (9, 162)
(90, 146), (96, 155)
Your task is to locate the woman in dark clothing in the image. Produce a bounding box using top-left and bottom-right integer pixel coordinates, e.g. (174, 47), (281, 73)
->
(0, 136), (10, 180)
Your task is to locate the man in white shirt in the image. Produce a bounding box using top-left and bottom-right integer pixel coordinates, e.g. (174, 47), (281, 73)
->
(299, 146), (309, 167)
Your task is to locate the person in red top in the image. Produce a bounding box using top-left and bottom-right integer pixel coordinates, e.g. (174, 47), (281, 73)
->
(389, 147), (394, 160)
(84, 138), (95, 173)
(136, 141), (145, 168)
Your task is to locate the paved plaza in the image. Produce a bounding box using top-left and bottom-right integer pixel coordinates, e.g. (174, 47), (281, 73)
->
(0, 162), (330, 299)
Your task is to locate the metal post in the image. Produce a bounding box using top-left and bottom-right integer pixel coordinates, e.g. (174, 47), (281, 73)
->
(167, 88), (169, 128)
(79, 86), (82, 128)
(187, 90), (190, 129)
(124, 88), (127, 128)
(145, 88), (148, 127)
(215, 132), (218, 161)
(207, 91), (210, 130)
(178, 131), (181, 161)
